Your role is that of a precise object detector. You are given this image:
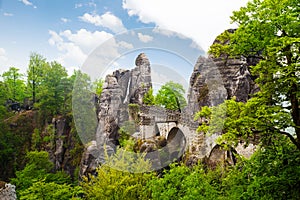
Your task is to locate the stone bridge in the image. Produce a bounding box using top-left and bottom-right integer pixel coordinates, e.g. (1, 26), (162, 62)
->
(137, 106), (201, 154)
(137, 105), (256, 164)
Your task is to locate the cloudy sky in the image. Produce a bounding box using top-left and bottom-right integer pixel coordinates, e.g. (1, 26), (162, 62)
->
(0, 0), (249, 76)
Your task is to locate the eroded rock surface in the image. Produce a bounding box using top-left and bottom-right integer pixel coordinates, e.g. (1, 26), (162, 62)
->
(186, 29), (260, 160)
(0, 183), (17, 200)
(81, 53), (152, 176)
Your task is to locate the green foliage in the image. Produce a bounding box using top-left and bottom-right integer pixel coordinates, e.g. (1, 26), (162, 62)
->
(147, 163), (222, 200)
(155, 81), (187, 111)
(11, 151), (74, 197)
(27, 53), (47, 104)
(72, 70), (97, 144)
(35, 61), (69, 117)
(143, 87), (155, 105)
(19, 180), (82, 200)
(1, 67), (27, 102)
(81, 148), (154, 200)
(222, 137), (300, 199)
(0, 125), (15, 180)
(147, 138), (300, 199)
(118, 121), (136, 150)
(93, 78), (104, 97)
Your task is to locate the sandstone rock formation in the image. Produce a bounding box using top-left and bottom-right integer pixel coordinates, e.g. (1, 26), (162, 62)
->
(185, 29), (260, 161)
(81, 34), (260, 174)
(130, 53), (152, 104)
(81, 53), (152, 176)
(0, 183), (17, 200)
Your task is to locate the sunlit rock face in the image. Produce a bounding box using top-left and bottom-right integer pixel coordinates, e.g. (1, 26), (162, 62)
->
(185, 29), (260, 161)
(79, 53), (153, 176)
(96, 53), (152, 147)
(0, 182), (17, 200)
(130, 53), (152, 104)
(187, 29), (259, 117)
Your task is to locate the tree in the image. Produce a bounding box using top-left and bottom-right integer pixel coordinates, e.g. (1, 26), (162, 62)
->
(155, 81), (187, 111)
(81, 148), (153, 200)
(209, 0), (300, 150)
(19, 180), (82, 200)
(143, 87), (155, 105)
(11, 151), (72, 197)
(27, 53), (47, 104)
(93, 78), (104, 97)
(1, 67), (27, 102)
(35, 61), (68, 116)
(72, 70), (98, 144)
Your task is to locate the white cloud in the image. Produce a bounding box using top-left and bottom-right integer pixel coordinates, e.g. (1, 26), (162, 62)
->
(20, 0), (36, 8)
(75, 2), (96, 9)
(137, 32), (153, 43)
(118, 41), (134, 49)
(48, 30), (87, 68)
(48, 29), (132, 72)
(20, 0), (32, 6)
(61, 18), (70, 23)
(48, 29), (112, 66)
(59, 29), (113, 52)
(122, 0), (249, 51)
(79, 12), (127, 33)
(3, 12), (14, 17)
(75, 3), (83, 8)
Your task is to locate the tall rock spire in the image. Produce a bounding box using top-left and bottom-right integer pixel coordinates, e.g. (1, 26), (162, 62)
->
(129, 53), (152, 104)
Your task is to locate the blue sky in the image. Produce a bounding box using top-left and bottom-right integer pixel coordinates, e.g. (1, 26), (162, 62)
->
(0, 0), (249, 82)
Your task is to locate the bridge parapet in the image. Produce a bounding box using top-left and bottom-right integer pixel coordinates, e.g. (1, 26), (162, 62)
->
(139, 106), (181, 124)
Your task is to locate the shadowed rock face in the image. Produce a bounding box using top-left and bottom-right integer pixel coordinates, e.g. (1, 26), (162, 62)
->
(212, 55), (259, 103)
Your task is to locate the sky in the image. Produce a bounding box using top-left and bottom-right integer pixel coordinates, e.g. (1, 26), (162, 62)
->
(0, 0), (249, 79)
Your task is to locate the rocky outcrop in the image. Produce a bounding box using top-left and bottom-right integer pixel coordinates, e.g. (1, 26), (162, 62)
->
(47, 117), (84, 177)
(187, 56), (227, 116)
(0, 182), (17, 200)
(129, 53), (152, 104)
(212, 55), (259, 102)
(2, 111), (84, 181)
(79, 141), (99, 177)
(186, 29), (260, 161)
(80, 53), (152, 176)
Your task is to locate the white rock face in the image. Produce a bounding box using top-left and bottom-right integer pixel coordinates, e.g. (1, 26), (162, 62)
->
(0, 183), (17, 200)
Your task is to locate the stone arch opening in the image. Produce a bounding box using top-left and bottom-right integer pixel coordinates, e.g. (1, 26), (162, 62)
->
(166, 127), (186, 161)
(206, 144), (237, 169)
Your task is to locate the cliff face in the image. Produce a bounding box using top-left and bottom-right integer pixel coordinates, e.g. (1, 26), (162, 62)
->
(96, 53), (152, 148)
(185, 29), (259, 162)
(187, 29), (260, 122)
(2, 111), (84, 181)
(81, 53), (152, 176)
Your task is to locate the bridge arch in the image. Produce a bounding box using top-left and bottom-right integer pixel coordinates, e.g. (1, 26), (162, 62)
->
(166, 127), (186, 160)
